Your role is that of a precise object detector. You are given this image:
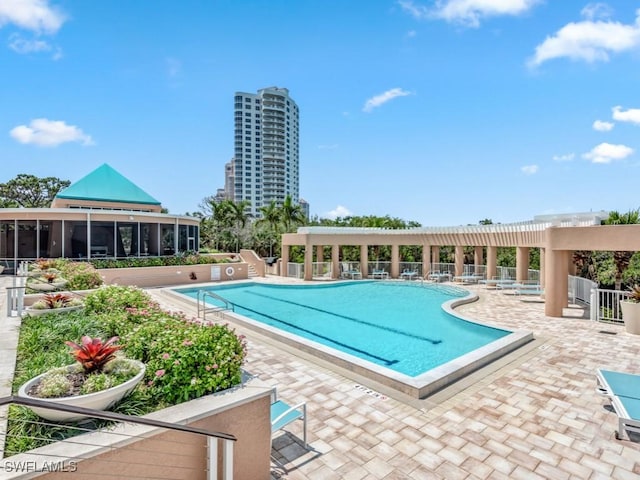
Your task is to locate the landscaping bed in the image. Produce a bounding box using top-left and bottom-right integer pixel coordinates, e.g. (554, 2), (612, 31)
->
(5, 284), (246, 456)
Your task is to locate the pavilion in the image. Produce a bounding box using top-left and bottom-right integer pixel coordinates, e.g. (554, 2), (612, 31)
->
(0, 164), (199, 273)
(280, 211), (640, 317)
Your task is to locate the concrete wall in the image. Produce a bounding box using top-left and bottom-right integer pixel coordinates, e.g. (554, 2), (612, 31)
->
(7, 379), (274, 480)
(98, 263), (249, 287)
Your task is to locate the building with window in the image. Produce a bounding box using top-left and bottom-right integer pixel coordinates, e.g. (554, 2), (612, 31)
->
(0, 164), (199, 273)
(232, 86), (300, 218)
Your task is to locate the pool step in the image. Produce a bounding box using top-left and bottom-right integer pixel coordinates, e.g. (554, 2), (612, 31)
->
(247, 264), (259, 278)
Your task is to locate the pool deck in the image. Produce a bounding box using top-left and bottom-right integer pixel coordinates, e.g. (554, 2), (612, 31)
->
(158, 277), (640, 479)
(3, 277), (640, 478)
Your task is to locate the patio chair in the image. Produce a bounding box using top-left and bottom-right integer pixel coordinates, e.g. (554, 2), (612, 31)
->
(400, 269), (418, 280)
(596, 369), (640, 399)
(610, 395), (640, 440)
(271, 394), (307, 448)
(596, 369), (640, 440)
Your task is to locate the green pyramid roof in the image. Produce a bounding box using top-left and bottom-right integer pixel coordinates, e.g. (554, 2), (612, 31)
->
(55, 164), (161, 206)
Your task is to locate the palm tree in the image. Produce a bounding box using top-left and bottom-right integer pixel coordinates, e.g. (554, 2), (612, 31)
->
(258, 201), (282, 257)
(280, 196), (306, 233)
(605, 209), (640, 290)
(228, 200), (251, 252)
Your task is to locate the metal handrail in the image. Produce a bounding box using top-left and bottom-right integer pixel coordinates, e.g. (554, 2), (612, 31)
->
(197, 290), (234, 320)
(0, 395), (236, 442)
(2, 395), (236, 479)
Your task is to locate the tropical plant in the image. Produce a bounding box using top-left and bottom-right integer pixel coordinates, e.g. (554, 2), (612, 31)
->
(604, 209), (640, 290)
(31, 293), (82, 310)
(65, 336), (123, 374)
(626, 285), (640, 303)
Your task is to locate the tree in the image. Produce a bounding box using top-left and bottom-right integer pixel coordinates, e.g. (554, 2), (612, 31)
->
(257, 201), (282, 257)
(0, 174), (70, 208)
(228, 200), (251, 252)
(280, 196), (306, 233)
(604, 209), (640, 290)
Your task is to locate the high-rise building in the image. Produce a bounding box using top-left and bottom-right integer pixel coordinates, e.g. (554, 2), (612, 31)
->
(233, 86), (300, 218)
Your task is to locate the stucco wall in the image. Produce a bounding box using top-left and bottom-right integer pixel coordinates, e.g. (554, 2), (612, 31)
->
(7, 380), (273, 480)
(98, 263), (249, 287)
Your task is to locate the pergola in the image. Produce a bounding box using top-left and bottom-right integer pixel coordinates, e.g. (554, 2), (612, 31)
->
(281, 212), (640, 318)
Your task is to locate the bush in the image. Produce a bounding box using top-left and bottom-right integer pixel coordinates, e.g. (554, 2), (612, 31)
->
(89, 254), (221, 269)
(55, 260), (103, 290)
(84, 285), (155, 315)
(123, 316), (246, 404)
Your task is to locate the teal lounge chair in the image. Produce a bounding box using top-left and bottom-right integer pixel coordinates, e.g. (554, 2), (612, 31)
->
(611, 395), (640, 440)
(596, 369), (640, 440)
(271, 396), (307, 448)
(597, 369), (640, 398)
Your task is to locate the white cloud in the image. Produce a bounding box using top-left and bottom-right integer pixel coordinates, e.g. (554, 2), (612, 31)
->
(593, 120), (614, 131)
(612, 105), (640, 125)
(528, 9), (640, 67)
(0, 0), (66, 34)
(10, 118), (94, 147)
(552, 153), (575, 161)
(582, 142), (634, 164)
(581, 3), (613, 21)
(8, 33), (50, 53)
(398, 0), (540, 27)
(325, 205), (352, 220)
(363, 88), (411, 113)
(406, 29), (417, 38)
(397, 0), (429, 20)
(521, 164), (539, 175)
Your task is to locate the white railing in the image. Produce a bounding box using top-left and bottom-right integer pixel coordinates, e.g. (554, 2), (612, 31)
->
(399, 262), (422, 275)
(287, 263), (303, 279)
(568, 275), (597, 305)
(312, 262), (332, 278)
(367, 261), (391, 273)
(593, 288), (629, 324)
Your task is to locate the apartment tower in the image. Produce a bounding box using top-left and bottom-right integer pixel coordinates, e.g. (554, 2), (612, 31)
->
(233, 87), (300, 218)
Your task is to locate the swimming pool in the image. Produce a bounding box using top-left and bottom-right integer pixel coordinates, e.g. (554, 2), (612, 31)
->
(172, 281), (533, 398)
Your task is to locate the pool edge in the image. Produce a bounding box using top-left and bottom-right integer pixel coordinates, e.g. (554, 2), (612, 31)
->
(166, 286), (534, 399)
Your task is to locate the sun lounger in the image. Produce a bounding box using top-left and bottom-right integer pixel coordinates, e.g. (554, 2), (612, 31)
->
(596, 369), (640, 440)
(596, 369), (640, 399)
(610, 395), (640, 440)
(400, 269), (419, 280)
(368, 269), (388, 279)
(479, 278), (515, 289)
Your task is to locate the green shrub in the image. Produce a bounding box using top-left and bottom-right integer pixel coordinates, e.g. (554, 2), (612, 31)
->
(84, 285), (155, 315)
(89, 254), (220, 269)
(56, 260), (103, 290)
(123, 316), (246, 404)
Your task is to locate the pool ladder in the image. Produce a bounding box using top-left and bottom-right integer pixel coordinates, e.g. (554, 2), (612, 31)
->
(197, 290), (234, 321)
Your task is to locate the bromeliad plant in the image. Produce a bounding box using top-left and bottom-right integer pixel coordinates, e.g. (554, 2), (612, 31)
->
(65, 336), (123, 374)
(31, 292), (83, 310)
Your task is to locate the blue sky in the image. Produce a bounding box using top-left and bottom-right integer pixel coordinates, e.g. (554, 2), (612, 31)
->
(1, 1), (639, 226)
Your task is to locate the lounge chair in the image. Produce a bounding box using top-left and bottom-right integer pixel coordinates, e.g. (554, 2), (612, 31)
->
(596, 369), (640, 440)
(400, 269), (419, 280)
(271, 395), (307, 448)
(368, 269), (388, 279)
(596, 369), (640, 399)
(610, 395), (640, 440)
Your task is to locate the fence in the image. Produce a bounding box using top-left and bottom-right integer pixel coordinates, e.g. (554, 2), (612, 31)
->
(593, 288), (629, 324)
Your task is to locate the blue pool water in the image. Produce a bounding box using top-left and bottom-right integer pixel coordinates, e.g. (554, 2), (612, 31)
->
(175, 282), (511, 377)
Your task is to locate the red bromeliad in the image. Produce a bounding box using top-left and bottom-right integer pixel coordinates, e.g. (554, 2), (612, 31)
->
(65, 336), (123, 373)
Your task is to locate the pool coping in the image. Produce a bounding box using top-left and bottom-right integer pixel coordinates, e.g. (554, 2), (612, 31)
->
(169, 283), (534, 399)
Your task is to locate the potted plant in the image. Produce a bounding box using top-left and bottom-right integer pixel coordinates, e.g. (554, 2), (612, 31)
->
(18, 336), (145, 422)
(620, 285), (640, 335)
(25, 292), (84, 317)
